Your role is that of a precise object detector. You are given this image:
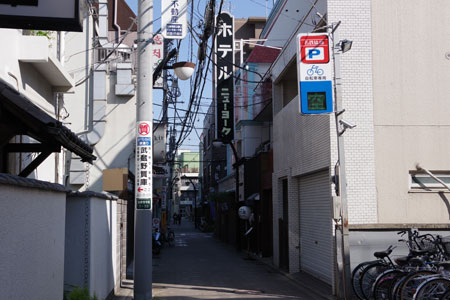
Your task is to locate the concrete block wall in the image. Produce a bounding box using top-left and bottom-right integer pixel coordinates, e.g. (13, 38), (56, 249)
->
(0, 179), (68, 300)
(117, 199), (128, 283)
(65, 192), (120, 300)
(89, 197), (117, 300)
(327, 0), (378, 224)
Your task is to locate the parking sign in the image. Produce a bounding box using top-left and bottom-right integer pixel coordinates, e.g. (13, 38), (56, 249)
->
(300, 35), (330, 64)
(297, 33), (334, 115)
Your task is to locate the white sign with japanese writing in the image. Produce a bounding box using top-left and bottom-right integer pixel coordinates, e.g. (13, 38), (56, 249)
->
(161, 0), (188, 39)
(136, 121), (153, 209)
(152, 34), (164, 89)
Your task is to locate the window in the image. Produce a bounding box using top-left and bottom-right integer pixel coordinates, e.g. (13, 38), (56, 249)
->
(410, 172), (450, 190)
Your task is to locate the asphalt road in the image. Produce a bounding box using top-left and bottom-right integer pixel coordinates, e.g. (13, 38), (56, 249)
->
(150, 219), (324, 299)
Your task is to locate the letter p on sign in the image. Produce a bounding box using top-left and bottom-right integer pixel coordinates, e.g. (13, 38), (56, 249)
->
(300, 35), (329, 64)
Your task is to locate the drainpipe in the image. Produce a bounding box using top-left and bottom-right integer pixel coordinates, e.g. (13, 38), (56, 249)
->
(113, 0), (121, 42)
(86, 0), (109, 145)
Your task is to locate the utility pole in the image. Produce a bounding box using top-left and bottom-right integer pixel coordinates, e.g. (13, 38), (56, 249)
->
(134, 0), (153, 299)
(331, 23), (352, 299)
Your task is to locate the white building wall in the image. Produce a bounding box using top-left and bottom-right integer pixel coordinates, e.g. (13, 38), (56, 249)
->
(328, 0), (378, 224)
(0, 184), (66, 300)
(64, 15), (136, 192)
(64, 15), (95, 135)
(371, 0), (450, 224)
(0, 29), (71, 183)
(287, 175), (300, 273)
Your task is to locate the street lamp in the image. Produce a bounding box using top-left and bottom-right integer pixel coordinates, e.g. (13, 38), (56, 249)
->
(172, 62), (196, 80)
(181, 175), (198, 228)
(213, 139), (241, 249)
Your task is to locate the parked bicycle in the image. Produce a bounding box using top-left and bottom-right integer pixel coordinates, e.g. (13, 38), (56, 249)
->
(352, 229), (450, 300)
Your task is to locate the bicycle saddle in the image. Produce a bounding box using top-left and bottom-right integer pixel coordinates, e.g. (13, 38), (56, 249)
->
(394, 256), (410, 267)
(408, 257), (426, 267)
(374, 247), (393, 259)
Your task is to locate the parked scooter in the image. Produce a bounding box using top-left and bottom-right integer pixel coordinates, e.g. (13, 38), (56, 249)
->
(152, 229), (161, 255)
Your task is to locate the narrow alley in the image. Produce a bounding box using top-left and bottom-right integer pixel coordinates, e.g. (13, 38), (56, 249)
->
(114, 219), (330, 300)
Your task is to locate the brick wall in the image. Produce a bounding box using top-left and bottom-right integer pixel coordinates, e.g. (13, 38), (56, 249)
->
(328, 0), (378, 224)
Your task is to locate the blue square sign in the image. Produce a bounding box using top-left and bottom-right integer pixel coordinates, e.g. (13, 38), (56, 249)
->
(299, 81), (333, 114)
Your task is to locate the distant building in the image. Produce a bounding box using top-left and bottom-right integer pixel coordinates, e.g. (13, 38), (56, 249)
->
(173, 151), (200, 217)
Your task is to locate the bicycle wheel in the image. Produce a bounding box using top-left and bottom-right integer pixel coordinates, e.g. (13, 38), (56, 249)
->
(398, 270), (436, 300)
(353, 261), (378, 300)
(373, 269), (405, 300)
(413, 277), (450, 300)
(168, 231), (175, 247)
(360, 261), (389, 299)
(441, 288), (450, 300)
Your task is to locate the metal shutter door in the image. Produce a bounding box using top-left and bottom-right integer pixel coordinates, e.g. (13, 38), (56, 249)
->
(299, 170), (333, 283)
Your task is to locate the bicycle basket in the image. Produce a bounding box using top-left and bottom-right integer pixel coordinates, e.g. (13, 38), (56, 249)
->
(442, 236), (450, 256)
(414, 237), (437, 252)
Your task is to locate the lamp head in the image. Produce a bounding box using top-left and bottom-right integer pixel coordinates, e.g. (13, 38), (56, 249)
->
(339, 39), (353, 53)
(173, 62), (196, 80)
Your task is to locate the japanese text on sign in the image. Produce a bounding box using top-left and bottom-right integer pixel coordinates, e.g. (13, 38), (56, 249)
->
(215, 12), (234, 143)
(152, 34), (164, 88)
(136, 122), (153, 209)
(161, 0), (188, 39)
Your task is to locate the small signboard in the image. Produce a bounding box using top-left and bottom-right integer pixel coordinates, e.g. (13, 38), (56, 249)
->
(152, 34), (164, 89)
(136, 121), (153, 209)
(297, 33), (334, 115)
(161, 0), (188, 39)
(0, 0), (84, 31)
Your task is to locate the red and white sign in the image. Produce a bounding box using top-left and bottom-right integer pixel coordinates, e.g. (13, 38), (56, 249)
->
(152, 34), (164, 89)
(300, 35), (330, 64)
(136, 120), (152, 201)
(297, 33), (333, 82)
(138, 122), (150, 136)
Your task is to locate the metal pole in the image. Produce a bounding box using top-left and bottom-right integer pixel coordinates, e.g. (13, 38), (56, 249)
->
(331, 25), (352, 299)
(194, 184), (197, 229)
(134, 0), (153, 299)
(229, 142), (240, 250)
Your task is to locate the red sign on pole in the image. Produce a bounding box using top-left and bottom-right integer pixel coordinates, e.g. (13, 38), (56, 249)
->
(138, 122), (150, 135)
(300, 35), (330, 64)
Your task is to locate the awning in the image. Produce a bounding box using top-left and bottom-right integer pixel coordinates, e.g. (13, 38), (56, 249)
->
(0, 79), (96, 177)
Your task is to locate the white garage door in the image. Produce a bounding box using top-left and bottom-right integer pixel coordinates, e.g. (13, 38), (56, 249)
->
(299, 170), (333, 283)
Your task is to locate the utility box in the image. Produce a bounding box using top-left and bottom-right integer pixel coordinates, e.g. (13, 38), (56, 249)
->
(103, 168), (128, 192)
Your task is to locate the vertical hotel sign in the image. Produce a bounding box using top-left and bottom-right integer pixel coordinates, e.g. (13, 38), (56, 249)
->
(215, 12), (234, 143)
(136, 122), (152, 209)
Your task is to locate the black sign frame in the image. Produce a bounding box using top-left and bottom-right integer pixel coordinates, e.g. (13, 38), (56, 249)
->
(215, 12), (234, 143)
(0, 0), (38, 6)
(0, 0), (82, 32)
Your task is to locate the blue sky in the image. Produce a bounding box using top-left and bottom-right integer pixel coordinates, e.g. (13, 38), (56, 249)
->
(124, 0), (272, 149)
(125, 0), (273, 19)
